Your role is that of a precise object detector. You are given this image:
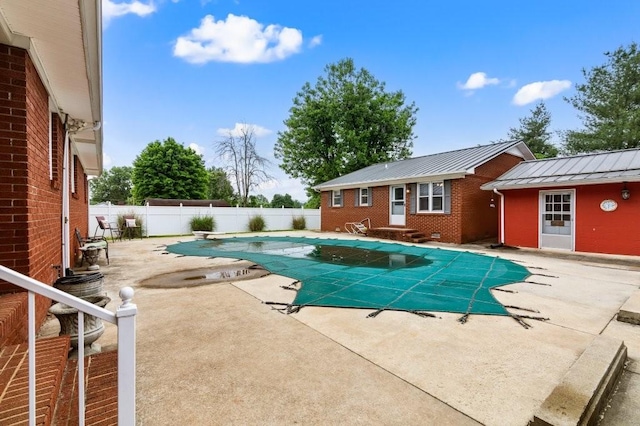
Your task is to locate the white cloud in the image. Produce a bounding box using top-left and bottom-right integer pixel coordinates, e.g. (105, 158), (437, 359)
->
(309, 35), (323, 48)
(173, 14), (304, 64)
(102, 0), (156, 26)
(458, 72), (500, 90)
(216, 122), (272, 138)
(188, 143), (205, 155)
(512, 80), (572, 106)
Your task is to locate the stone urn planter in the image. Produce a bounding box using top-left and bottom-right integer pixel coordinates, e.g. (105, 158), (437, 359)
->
(54, 272), (104, 298)
(49, 295), (111, 351)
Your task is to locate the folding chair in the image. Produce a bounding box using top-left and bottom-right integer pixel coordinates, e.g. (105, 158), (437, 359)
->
(94, 215), (121, 242)
(122, 215), (142, 240)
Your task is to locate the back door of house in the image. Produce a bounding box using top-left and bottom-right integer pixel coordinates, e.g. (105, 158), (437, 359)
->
(390, 185), (406, 226)
(539, 190), (574, 251)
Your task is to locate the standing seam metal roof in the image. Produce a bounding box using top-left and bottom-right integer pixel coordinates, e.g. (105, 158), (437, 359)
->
(481, 148), (640, 190)
(314, 140), (533, 190)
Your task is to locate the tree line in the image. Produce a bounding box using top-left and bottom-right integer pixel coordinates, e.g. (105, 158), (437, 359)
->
(92, 42), (640, 207)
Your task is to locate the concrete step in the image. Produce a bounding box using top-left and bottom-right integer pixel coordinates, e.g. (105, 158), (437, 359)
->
(617, 290), (640, 325)
(0, 336), (70, 425)
(53, 350), (119, 425)
(529, 335), (627, 426)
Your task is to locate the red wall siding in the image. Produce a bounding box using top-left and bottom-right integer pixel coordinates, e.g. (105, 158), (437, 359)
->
(320, 153), (525, 244)
(502, 188), (539, 248)
(502, 183), (640, 256)
(575, 183), (640, 256)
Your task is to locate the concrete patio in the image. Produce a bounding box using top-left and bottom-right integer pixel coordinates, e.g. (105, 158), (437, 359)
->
(64, 231), (640, 425)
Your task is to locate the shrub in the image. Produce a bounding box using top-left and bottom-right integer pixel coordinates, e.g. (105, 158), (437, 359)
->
(292, 216), (306, 230)
(190, 215), (215, 232)
(248, 215), (266, 232)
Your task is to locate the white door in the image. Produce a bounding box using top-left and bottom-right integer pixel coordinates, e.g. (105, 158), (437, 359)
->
(539, 190), (574, 251)
(390, 185), (406, 226)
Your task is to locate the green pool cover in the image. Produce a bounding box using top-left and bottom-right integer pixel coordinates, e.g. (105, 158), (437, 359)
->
(167, 236), (530, 317)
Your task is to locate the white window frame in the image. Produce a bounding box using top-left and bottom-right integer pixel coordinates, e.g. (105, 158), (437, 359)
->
(359, 188), (369, 206)
(417, 182), (444, 213)
(332, 190), (342, 207)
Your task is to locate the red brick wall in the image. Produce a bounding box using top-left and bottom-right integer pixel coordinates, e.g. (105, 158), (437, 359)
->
(0, 44), (93, 341)
(459, 153), (523, 242)
(321, 186), (390, 232)
(320, 153), (524, 244)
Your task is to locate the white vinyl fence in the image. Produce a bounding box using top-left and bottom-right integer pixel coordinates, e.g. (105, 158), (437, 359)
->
(90, 203), (321, 237)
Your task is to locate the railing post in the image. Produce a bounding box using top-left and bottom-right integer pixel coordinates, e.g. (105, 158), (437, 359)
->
(116, 287), (137, 426)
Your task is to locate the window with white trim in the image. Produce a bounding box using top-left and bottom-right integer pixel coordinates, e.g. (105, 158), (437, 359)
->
(418, 182), (444, 212)
(359, 188), (369, 206)
(332, 190), (342, 207)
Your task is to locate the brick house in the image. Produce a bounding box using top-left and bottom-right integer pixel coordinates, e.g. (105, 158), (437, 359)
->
(481, 148), (640, 256)
(0, 2), (102, 344)
(314, 140), (534, 244)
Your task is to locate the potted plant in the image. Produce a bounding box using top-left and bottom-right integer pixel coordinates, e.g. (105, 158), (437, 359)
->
(190, 215), (216, 239)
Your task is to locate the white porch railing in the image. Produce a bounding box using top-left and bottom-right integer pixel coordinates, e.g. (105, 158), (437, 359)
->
(0, 265), (137, 426)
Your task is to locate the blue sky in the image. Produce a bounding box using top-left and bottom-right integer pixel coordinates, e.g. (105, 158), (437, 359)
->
(102, 0), (640, 202)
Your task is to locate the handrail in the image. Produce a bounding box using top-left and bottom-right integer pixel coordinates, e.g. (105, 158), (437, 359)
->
(0, 264), (137, 425)
(0, 266), (116, 324)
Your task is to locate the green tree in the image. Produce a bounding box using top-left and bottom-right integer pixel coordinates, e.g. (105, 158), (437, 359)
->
(505, 102), (558, 158)
(89, 166), (133, 204)
(275, 58), (418, 206)
(270, 193), (301, 208)
(247, 194), (269, 207)
(563, 42), (640, 154)
(207, 166), (235, 202)
(132, 137), (208, 203)
(215, 124), (272, 207)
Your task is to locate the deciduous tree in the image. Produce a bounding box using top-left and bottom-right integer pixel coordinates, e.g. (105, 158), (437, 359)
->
(215, 124), (272, 207)
(207, 166), (235, 202)
(563, 42), (640, 153)
(89, 166), (133, 204)
(270, 193), (301, 208)
(132, 137), (208, 203)
(275, 58), (417, 205)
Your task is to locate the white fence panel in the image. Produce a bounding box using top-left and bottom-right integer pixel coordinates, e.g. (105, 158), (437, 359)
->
(90, 203), (320, 237)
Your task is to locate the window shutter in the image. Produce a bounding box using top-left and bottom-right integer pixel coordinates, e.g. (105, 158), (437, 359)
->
(355, 189), (359, 206)
(368, 187), (373, 206)
(444, 180), (451, 214)
(340, 189), (344, 207)
(409, 183), (417, 214)
(328, 191), (333, 207)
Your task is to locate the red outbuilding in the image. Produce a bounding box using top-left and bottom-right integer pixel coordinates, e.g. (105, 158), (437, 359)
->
(482, 148), (640, 256)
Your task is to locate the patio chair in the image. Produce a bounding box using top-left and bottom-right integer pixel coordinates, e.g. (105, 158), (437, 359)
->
(122, 215), (142, 240)
(94, 215), (121, 242)
(75, 228), (109, 266)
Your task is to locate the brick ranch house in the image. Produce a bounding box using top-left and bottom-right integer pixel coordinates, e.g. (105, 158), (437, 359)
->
(314, 140), (534, 244)
(0, 1), (102, 350)
(481, 148), (640, 256)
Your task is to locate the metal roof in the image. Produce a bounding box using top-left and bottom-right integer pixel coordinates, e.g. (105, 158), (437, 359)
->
(481, 148), (640, 190)
(314, 140), (534, 190)
(0, 0), (103, 175)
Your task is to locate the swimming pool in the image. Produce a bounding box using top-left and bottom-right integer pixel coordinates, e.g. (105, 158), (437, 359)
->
(167, 236), (531, 317)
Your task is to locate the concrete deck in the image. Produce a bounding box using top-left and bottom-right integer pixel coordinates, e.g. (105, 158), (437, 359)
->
(59, 231), (640, 425)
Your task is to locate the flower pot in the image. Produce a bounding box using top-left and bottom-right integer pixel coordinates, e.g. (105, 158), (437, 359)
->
(49, 295), (111, 351)
(54, 272), (104, 298)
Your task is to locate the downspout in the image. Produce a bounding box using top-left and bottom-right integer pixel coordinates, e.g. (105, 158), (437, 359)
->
(62, 118), (101, 276)
(492, 188), (505, 247)
(62, 118), (70, 275)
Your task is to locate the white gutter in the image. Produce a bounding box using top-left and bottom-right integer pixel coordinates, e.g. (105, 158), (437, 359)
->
(493, 188), (505, 245)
